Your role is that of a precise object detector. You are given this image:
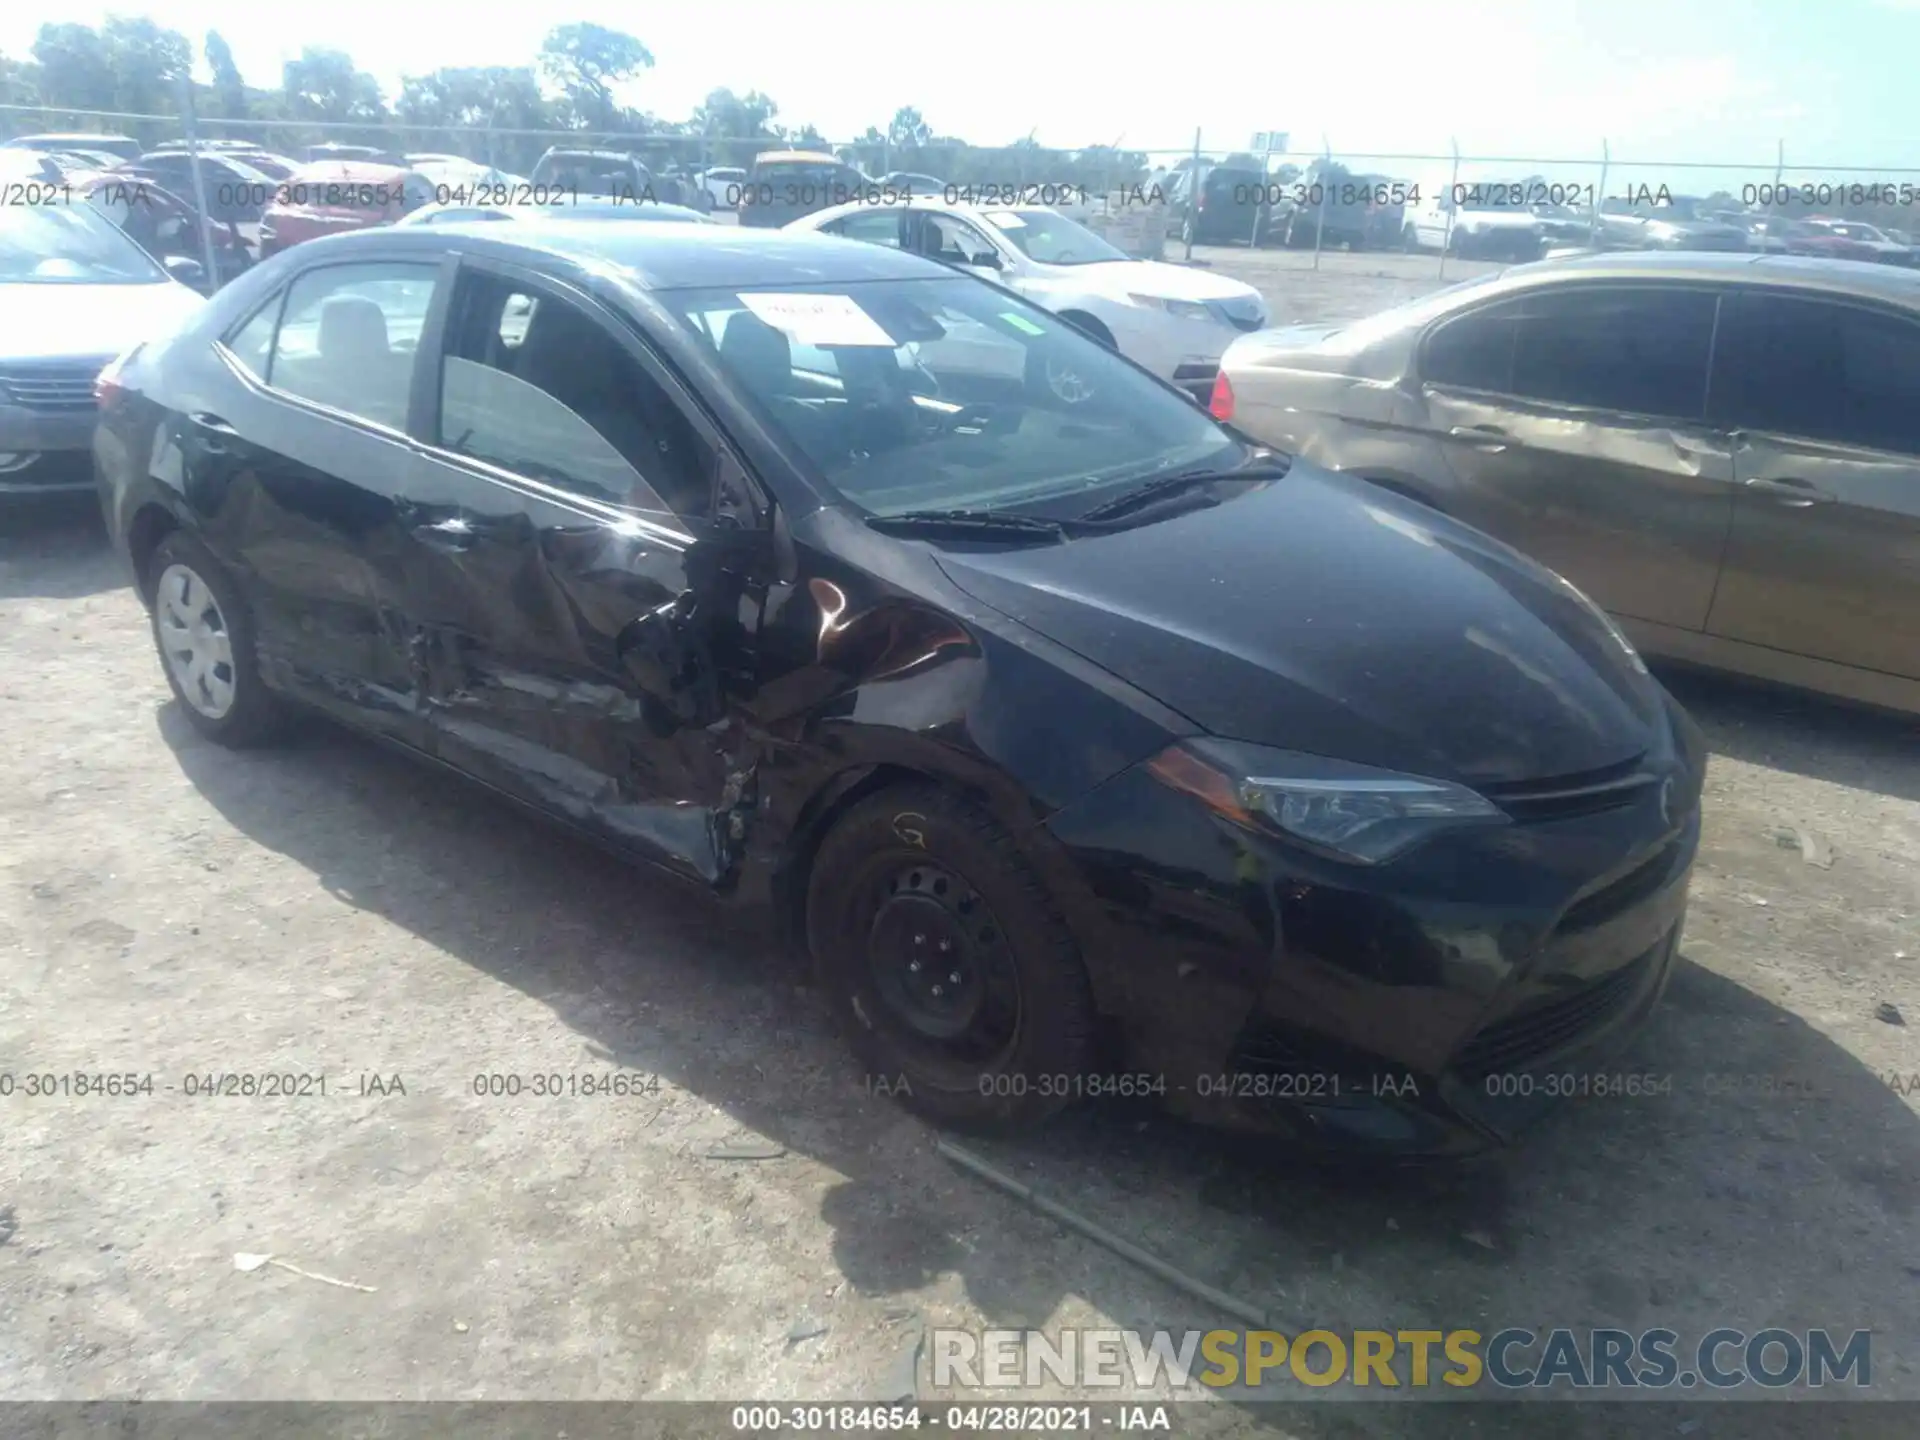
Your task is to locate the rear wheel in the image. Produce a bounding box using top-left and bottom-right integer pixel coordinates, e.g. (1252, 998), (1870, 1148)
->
(807, 786), (1097, 1132)
(147, 531), (285, 747)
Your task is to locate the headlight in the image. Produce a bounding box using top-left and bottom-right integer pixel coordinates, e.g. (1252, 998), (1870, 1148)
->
(1128, 293), (1214, 322)
(1146, 740), (1507, 865)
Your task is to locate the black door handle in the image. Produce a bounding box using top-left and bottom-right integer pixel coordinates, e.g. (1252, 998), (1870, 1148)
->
(186, 412), (237, 455)
(1449, 423), (1511, 452)
(1743, 475), (1832, 506)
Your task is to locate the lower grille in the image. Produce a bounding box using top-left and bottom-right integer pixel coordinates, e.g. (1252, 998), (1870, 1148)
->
(0, 359), (111, 412)
(0, 451), (94, 489)
(1453, 938), (1664, 1079)
(1557, 836), (1684, 935)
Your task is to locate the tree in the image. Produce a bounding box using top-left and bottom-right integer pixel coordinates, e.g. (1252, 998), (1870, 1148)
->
(538, 23), (652, 132)
(690, 87), (782, 166)
(398, 66), (551, 168)
(31, 23), (117, 112)
(101, 16), (191, 115)
(205, 30), (245, 118)
(887, 106), (929, 151)
(283, 47), (388, 122)
(0, 55), (42, 108)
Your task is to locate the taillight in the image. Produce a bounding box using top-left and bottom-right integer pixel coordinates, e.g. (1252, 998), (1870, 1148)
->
(1208, 370), (1236, 421)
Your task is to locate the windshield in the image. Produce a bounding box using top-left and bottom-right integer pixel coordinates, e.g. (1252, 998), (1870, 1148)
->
(0, 202), (166, 284)
(984, 209), (1126, 265)
(667, 277), (1236, 518)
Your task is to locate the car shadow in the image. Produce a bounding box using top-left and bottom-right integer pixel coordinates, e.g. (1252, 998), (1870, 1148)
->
(0, 494), (122, 602)
(156, 705), (1920, 1429)
(1657, 664), (1920, 805)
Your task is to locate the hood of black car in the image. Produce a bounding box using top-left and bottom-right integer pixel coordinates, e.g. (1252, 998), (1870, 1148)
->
(935, 466), (1665, 788)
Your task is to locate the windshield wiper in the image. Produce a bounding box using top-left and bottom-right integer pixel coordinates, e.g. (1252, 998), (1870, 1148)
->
(1078, 461), (1290, 523)
(864, 508), (1075, 543)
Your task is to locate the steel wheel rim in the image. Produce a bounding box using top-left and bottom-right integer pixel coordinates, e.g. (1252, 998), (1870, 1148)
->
(156, 562), (237, 719)
(861, 860), (1022, 1070)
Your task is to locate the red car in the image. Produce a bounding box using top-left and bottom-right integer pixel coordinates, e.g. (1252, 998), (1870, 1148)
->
(257, 161), (433, 257)
(1780, 217), (1884, 264)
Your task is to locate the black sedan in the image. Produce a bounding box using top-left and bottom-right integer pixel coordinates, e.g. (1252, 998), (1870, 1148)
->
(95, 223), (1702, 1153)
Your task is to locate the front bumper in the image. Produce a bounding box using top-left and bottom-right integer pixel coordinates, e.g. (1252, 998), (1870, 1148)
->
(0, 405), (97, 494)
(1115, 311), (1258, 405)
(1041, 704), (1704, 1156)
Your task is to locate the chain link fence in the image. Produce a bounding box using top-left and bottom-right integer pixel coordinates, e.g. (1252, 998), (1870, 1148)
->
(10, 100), (1920, 289)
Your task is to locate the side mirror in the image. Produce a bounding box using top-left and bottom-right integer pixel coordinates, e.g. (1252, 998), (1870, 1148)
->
(163, 255), (207, 287)
(968, 251), (1003, 270)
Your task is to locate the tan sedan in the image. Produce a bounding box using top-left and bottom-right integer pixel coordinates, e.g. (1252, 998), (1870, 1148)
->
(1212, 251), (1920, 715)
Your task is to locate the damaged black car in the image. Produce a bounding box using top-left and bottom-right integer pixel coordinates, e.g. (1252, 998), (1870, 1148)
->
(96, 223), (1703, 1153)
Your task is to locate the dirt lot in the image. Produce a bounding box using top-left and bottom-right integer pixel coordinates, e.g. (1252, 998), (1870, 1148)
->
(2, 249), (1917, 1435)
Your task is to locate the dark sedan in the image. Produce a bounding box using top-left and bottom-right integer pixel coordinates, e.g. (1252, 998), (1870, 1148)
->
(96, 224), (1700, 1153)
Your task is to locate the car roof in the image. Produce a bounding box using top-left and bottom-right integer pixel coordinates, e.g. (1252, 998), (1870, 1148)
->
(541, 147), (640, 161)
(754, 150), (842, 165)
(797, 194), (1069, 228)
(286, 159), (418, 184)
(1496, 249), (1920, 305)
(337, 221), (954, 290)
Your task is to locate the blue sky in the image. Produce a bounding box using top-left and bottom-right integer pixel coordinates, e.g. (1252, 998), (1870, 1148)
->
(4, 0), (1914, 184)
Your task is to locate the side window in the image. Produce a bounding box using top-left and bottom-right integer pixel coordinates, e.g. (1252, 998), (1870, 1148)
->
(1713, 293), (1920, 455)
(267, 262), (437, 429)
(921, 213), (996, 265)
(437, 272), (715, 517)
(827, 210), (906, 248)
(225, 294), (282, 381)
(1421, 299), (1523, 392)
(1509, 287), (1715, 419)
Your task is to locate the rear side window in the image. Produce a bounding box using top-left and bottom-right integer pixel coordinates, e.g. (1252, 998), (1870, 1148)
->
(1712, 292), (1920, 455)
(225, 295), (282, 381)
(826, 210), (907, 247)
(267, 262), (437, 429)
(1422, 299), (1523, 392)
(1509, 287), (1716, 419)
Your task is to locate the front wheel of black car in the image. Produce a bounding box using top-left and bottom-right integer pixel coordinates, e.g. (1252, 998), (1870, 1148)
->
(807, 786), (1097, 1133)
(147, 532), (285, 748)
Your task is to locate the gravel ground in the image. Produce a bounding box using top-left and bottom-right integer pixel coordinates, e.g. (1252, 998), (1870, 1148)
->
(1, 248), (1916, 1435)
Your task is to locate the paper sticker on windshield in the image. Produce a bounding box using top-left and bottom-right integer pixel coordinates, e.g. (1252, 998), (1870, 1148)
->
(998, 312), (1046, 336)
(738, 292), (895, 346)
(982, 210), (1027, 229)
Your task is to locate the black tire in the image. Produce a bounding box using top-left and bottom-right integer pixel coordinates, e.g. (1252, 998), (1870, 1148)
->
(147, 530), (286, 747)
(806, 785), (1097, 1132)
(1401, 223), (1421, 254)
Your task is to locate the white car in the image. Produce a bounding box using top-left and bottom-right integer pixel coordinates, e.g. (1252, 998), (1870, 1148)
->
(0, 199), (203, 497)
(699, 166), (747, 209)
(403, 156), (523, 199)
(785, 196), (1268, 401)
